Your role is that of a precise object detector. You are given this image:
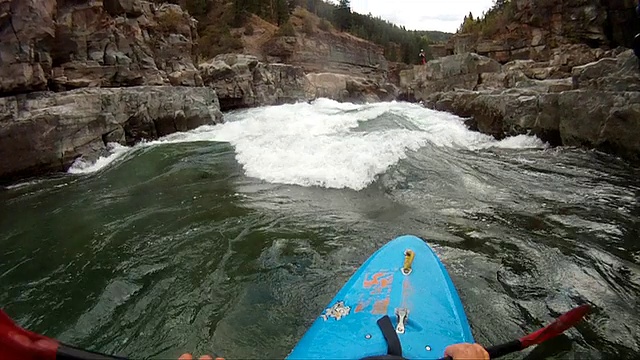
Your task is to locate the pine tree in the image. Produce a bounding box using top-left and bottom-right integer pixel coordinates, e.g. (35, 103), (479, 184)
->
(334, 0), (352, 31)
(276, 0), (290, 25)
(232, 0), (247, 26)
(306, 0), (316, 13)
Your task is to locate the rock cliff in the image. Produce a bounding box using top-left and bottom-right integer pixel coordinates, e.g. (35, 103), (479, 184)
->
(200, 54), (398, 111)
(0, 0), (202, 95)
(263, 31), (388, 77)
(236, 10), (390, 83)
(446, 0), (639, 64)
(0, 87), (222, 183)
(0, 0), (221, 183)
(420, 50), (640, 162)
(399, 53), (503, 99)
(396, 0), (640, 162)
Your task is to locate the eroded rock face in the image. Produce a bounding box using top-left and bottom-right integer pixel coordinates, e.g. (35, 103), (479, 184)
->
(199, 54), (310, 111)
(398, 53), (502, 99)
(445, 0), (639, 64)
(0, 86), (222, 182)
(572, 50), (640, 91)
(263, 31), (388, 76)
(424, 50), (640, 161)
(305, 72), (398, 103)
(398, 50), (617, 100)
(0, 0), (202, 95)
(200, 54), (398, 109)
(0, 0), (57, 94)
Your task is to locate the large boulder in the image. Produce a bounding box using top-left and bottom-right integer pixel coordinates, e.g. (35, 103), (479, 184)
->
(199, 54), (310, 111)
(305, 73), (398, 103)
(304, 73), (349, 101)
(572, 50), (640, 91)
(556, 90), (640, 158)
(199, 54), (261, 110)
(254, 63), (313, 105)
(0, 86), (222, 183)
(399, 53), (501, 99)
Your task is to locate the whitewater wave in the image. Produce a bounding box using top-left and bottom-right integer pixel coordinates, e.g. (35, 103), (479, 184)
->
(68, 143), (130, 174)
(67, 99), (547, 190)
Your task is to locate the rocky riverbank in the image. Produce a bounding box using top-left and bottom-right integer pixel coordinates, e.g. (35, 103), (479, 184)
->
(398, 48), (640, 162)
(0, 86), (222, 183)
(0, 0), (225, 183)
(394, 0), (640, 162)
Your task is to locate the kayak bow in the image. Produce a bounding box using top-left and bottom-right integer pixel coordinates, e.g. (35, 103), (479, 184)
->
(287, 235), (474, 359)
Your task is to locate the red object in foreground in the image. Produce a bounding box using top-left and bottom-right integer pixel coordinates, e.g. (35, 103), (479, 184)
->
(441, 304), (591, 360)
(0, 310), (59, 360)
(519, 304), (591, 348)
(484, 304), (592, 359)
(1, 309), (125, 360)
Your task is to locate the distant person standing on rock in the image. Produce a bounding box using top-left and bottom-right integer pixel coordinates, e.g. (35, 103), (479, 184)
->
(419, 49), (426, 65)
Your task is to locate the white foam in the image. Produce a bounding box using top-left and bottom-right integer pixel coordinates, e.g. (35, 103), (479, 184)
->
(67, 143), (130, 174)
(67, 99), (547, 190)
(5, 179), (44, 190)
(493, 134), (548, 149)
(390, 104), (547, 150)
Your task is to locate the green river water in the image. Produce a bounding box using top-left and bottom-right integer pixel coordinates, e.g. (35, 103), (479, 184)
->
(1, 100), (639, 359)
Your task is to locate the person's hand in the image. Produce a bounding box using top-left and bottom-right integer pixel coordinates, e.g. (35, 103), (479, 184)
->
(444, 343), (489, 359)
(179, 354), (223, 360)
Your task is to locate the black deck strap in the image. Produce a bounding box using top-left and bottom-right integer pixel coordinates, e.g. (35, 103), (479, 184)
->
(360, 355), (406, 360)
(377, 315), (402, 357)
(359, 315), (406, 360)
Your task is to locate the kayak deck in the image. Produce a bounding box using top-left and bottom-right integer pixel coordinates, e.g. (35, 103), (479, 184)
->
(287, 235), (473, 359)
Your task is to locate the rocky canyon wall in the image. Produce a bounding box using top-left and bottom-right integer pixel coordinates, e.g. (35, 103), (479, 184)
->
(0, 0), (222, 183)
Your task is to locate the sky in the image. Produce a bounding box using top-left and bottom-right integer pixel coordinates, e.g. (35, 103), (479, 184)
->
(337, 0), (496, 33)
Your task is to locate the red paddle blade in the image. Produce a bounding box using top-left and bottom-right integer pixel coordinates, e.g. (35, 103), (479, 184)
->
(0, 309), (59, 360)
(520, 304), (591, 348)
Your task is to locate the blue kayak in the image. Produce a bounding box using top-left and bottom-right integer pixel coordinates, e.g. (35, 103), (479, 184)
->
(286, 235), (474, 359)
